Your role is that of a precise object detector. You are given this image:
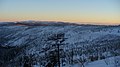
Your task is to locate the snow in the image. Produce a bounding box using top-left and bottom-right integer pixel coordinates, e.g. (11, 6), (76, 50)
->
(0, 22), (120, 67)
(1, 25), (120, 47)
(66, 57), (116, 67)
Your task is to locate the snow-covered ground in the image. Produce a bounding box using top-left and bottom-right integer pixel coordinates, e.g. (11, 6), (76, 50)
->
(0, 22), (120, 67)
(32, 57), (119, 67)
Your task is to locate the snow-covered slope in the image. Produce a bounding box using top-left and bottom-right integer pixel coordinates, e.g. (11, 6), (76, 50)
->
(1, 25), (120, 46)
(0, 22), (120, 67)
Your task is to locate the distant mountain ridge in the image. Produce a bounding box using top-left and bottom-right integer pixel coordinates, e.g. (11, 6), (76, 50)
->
(0, 21), (80, 26)
(1, 21), (119, 26)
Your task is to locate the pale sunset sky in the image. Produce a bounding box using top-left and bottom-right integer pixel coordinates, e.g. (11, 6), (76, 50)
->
(0, 0), (120, 25)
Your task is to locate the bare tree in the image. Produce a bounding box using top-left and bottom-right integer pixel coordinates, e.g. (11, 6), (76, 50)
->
(45, 33), (67, 67)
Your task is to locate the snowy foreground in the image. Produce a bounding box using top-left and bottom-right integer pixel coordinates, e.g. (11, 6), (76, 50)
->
(0, 21), (120, 67)
(33, 57), (119, 67)
(71, 57), (116, 67)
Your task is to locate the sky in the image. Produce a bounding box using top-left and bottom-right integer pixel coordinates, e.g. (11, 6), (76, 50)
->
(0, 0), (120, 25)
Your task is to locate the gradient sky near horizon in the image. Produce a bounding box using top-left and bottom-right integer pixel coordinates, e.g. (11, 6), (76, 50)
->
(0, 0), (120, 25)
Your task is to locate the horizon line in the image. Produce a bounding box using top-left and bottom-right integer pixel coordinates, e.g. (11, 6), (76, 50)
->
(0, 20), (120, 25)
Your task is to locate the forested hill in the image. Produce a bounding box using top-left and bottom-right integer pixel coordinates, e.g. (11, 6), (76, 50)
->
(0, 21), (120, 67)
